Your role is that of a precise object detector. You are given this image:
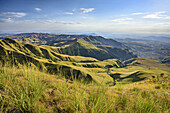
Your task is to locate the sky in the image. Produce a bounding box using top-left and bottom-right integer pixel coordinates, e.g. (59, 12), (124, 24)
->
(0, 0), (170, 35)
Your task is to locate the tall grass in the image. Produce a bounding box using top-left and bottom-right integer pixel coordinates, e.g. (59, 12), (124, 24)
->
(0, 62), (169, 113)
(0, 63), (48, 112)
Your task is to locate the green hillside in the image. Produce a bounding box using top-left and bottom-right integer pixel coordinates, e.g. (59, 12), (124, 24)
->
(3, 33), (124, 48)
(80, 36), (124, 48)
(0, 38), (169, 84)
(1, 62), (169, 113)
(0, 36), (170, 113)
(0, 55), (169, 113)
(0, 38), (127, 83)
(55, 37), (137, 61)
(1, 33), (137, 61)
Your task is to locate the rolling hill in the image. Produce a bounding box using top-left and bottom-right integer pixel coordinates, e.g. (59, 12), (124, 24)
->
(1, 33), (137, 61)
(0, 33), (169, 84)
(0, 38), (128, 83)
(4, 33), (125, 48)
(0, 33), (169, 113)
(56, 37), (136, 61)
(0, 37), (169, 84)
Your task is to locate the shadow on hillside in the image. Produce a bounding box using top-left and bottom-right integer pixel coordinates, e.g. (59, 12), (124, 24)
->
(119, 71), (146, 82)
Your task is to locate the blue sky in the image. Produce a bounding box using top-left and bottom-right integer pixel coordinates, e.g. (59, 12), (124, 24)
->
(0, 0), (170, 34)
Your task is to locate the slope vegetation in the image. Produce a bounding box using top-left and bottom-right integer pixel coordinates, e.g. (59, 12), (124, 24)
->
(55, 37), (137, 61)
(1, 63), (169, 113)
(0, 38), (126, 83)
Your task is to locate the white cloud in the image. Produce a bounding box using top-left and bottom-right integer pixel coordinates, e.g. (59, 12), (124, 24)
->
(0, 19), (83, 32)
(80, 8), (95, 13)
(131, 12), (145, 15)
(112, 18), (133, 23)
(64, 12), (73, 15)
(0, 18), (13, 23)
(35, 8), (42, 11)
(0, 12), (26, 18)
(143, 11), (170, 19)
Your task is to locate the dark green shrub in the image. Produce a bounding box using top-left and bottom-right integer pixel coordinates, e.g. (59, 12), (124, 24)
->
(155, 85), (161, 89)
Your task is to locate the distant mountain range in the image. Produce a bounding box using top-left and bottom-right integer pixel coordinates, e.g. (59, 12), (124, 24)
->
(0, 33), (136, 61)
(115, 38), (170, 61)
(108, 34), (170, 43)
(1, 33), (169, 62)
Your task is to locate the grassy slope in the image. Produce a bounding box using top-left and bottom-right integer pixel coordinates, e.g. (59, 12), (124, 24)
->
(16, 38), (47, 45)
(0, 38), (169, 84)
(0, 38), (95, 82)
(0, 63), (169, 113)
(111, 58), (170, 84)
(1, 38), (169, 84)
(0, 38), (126, 83)
(56, 38), (137, 61)
(6, 33), (137, 61)
(0, 38), (170, 112)
(9, 33), (123, 48)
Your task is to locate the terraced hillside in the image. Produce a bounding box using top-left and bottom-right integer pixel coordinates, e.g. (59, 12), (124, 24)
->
(0, 38), (127, 83)
(55, 38), (136, 61)
(0, 38), (169, 84)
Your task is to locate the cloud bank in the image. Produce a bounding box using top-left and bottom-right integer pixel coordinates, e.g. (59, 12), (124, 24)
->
(143, 11), (170, 19)
(0, 12), (26, 18)
(0, 18), (13, 23)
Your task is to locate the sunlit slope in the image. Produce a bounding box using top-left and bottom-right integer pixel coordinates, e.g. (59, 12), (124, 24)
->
(0, 38), (98, 62)
(1, 63), (169, 113)
(108, 58), (170, 83)
(0, 38), (99, 82)
(3, 33), (137, 61)
(0, 38), (124, 83)
(56, 37), (137, 61)
(1, 38), (169, 85)
(9, 33), (124, 48)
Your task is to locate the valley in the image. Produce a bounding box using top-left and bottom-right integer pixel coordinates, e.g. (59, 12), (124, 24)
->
(0, 33), (169, 113)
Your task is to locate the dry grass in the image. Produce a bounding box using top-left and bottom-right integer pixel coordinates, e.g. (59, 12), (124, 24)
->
(0, 62), (169, 113)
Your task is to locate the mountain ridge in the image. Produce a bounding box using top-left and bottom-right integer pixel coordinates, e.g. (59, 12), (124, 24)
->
(1, 33), (137, 61)
(0, 38), (128, 83)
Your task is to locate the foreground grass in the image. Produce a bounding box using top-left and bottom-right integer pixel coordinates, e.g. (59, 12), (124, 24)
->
(0, 63), (169, 113)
